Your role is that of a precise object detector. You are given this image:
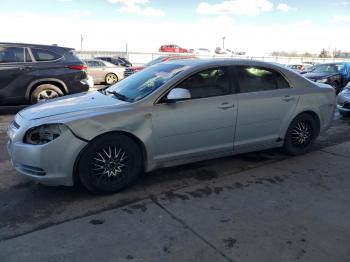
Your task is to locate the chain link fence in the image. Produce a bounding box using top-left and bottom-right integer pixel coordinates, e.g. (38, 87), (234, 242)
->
(77, 51), (349, 66)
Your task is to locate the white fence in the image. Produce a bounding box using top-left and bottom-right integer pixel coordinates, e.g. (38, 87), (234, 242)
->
(78, 51), (349, 66)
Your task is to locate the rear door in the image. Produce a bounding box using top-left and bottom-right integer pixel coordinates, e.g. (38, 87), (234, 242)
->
(233, 66), (299, 153)
(86, 60), (105, 83)
(27, 47), (65, 78)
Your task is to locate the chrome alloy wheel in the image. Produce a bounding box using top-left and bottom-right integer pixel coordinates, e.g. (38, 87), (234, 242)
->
(37, 90), (59, 102)
(291, 120), (312, 148)
(91, 146), (129, 182)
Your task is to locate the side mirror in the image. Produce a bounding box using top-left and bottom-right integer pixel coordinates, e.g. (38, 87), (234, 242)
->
(166, 88), (191, 102)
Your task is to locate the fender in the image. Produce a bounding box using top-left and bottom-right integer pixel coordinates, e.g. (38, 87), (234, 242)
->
(25, 78), (68, 100)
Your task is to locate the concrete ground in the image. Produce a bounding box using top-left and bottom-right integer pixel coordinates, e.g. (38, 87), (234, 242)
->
(0, 109), (349, 262)
(0, 140), (350, 262)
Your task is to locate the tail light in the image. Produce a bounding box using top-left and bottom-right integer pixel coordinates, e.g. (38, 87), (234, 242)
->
(67, 65), (87, 71)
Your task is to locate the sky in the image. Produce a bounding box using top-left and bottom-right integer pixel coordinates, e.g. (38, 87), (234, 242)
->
(0, 0), (349, 55)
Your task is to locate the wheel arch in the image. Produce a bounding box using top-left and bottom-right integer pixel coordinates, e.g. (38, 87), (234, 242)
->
(25, 78), (68, 101)
(72, 130), (148, 185)
(285, 110), (321, 139)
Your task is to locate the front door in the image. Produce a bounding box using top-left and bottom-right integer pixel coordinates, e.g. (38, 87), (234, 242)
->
(152, 67), (238, 163)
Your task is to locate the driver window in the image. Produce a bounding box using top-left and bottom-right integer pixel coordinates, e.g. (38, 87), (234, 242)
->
(176, 67), (230, 99)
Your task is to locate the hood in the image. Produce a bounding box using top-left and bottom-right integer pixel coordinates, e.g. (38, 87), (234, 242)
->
(19, 91), (128, 120)
(304, 72), (338, 80)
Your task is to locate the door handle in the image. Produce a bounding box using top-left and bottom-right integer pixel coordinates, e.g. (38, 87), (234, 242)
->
(282, 95), (294, 102)
(218, 102), (234, 110)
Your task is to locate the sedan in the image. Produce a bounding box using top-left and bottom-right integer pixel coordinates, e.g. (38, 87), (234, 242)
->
(84, 59), (125, 85)
(7, 59), (335, 194)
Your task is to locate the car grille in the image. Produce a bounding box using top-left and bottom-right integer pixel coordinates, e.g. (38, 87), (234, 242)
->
(124, 68), (136, 78)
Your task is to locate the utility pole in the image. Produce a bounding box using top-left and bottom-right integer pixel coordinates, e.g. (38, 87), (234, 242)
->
(125, 42), (129, 59)
(80, 34), (83, 51)
(222, 36), (226, 49)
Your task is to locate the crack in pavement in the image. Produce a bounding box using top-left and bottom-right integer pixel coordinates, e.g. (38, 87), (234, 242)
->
(319, 149), (350, 159)
(150, 195), (235, 262)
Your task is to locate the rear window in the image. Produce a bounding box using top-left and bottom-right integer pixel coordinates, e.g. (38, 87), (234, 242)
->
(0, 47), (25, 63)
(31, 48), (62, 61)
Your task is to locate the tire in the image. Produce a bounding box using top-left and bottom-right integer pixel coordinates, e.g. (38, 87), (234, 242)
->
(105, 73), (118, 85)
(283, 114), (319, 156)
(30, 84), (64, 104)
(77, 133), (143, 194)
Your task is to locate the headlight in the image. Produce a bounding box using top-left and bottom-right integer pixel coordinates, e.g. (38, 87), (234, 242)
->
(316, 78), (329, 83)
(24, 124), (68, 145)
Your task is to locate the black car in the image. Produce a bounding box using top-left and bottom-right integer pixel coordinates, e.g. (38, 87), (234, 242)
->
(95, 56), (132, 67)
(303, 63), (347, 94)
(0, 43), (90, 105)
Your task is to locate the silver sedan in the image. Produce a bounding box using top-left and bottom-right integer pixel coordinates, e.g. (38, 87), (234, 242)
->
(7, 59), (336, 194)
(84, 59), (125, 85)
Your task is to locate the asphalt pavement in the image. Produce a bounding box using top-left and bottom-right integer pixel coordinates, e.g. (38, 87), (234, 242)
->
(0, 139), (350, 262)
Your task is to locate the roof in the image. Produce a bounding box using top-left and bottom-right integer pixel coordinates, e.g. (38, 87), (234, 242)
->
(163, 58), (282, 68)
(0, 42), (74, 50)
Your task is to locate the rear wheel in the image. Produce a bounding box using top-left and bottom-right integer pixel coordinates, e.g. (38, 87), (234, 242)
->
(105, 73), (118, 85)
(283, 114), (319, 155)
(30, 84), (63, 104)
(77, 134), (142, 194)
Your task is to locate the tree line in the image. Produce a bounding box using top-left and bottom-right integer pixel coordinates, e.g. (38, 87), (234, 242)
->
(271, 49), (350, 58)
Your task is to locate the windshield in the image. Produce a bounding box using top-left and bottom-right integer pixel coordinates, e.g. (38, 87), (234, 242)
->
(145, 56), (166, 67)
(312, 64), (341, 74)
(106, 63), (187, 102)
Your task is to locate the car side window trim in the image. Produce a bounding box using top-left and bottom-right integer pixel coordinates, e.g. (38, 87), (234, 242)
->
(156, 66), (236, 104)
(29, 47), (63, 63)
(233, 65), (292, 94)
(25, 48), (35, 63)
(0, 46), (26, 64)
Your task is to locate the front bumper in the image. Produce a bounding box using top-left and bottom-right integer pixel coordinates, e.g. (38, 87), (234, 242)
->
(7, 126), (88, 186)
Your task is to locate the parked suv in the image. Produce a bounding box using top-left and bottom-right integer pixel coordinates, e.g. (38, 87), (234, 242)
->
(0, 43), (90, 105)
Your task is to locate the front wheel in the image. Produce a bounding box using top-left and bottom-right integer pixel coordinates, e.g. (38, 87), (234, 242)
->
(283, 114), (319, 156)
(30, 84), (64, 104)
(77, 134), (143, 194)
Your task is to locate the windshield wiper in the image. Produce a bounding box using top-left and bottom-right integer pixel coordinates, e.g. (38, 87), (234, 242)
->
(107, 91), (128, 101)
